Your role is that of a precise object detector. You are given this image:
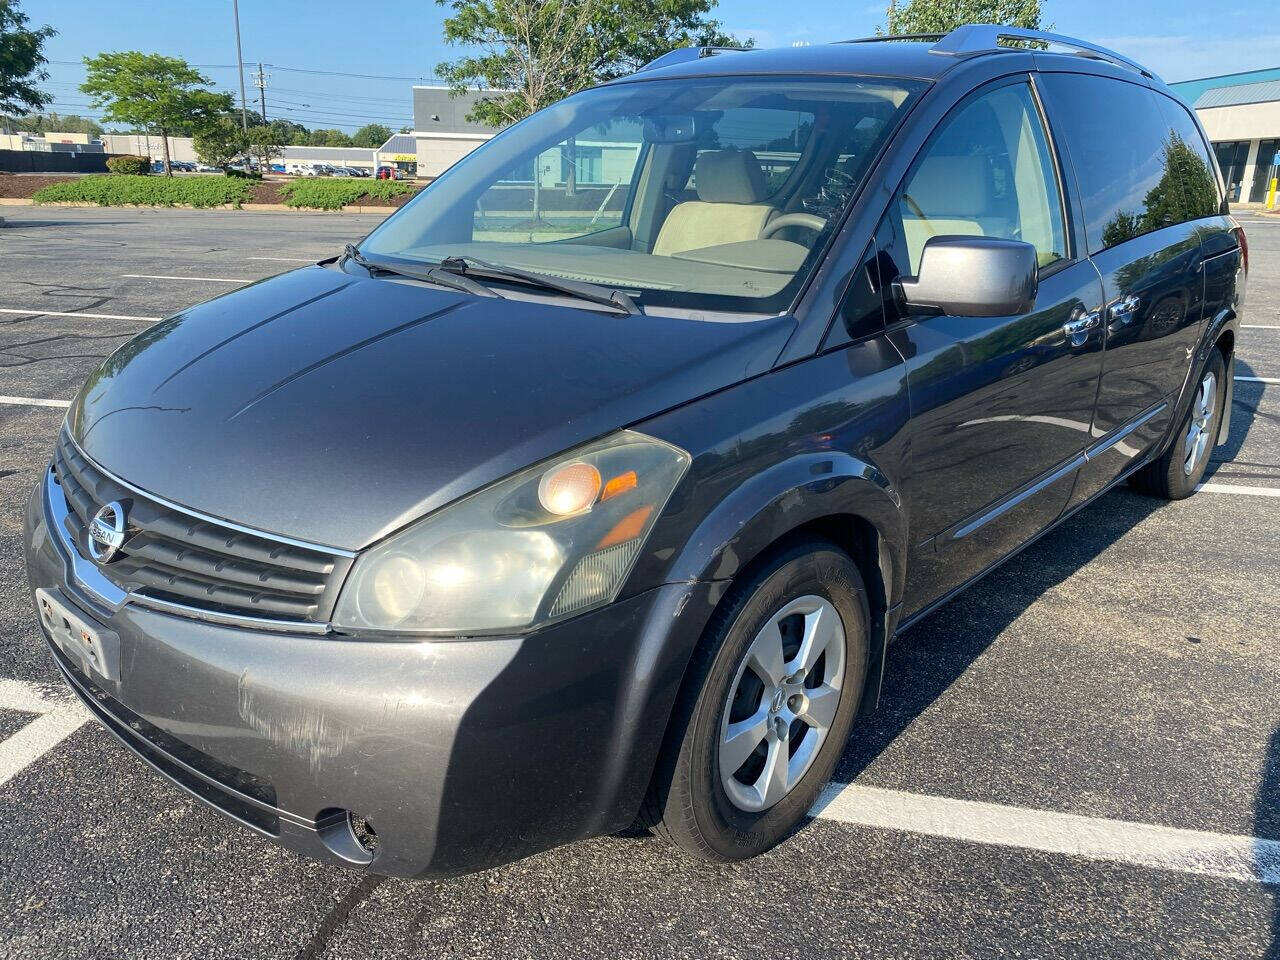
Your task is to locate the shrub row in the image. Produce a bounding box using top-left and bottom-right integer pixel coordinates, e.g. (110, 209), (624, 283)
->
(277, 179), (418, 210)
(32, 174), (252, 209)
(105, 155), (151, 176)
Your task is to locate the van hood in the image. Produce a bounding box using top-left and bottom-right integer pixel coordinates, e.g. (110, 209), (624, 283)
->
(69, 265), (793, 549)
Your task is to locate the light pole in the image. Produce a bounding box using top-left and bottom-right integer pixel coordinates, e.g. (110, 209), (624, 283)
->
(232, 0), (249, 130)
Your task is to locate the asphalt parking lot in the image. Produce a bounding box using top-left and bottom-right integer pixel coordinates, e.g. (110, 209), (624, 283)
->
(1, 205), (1279, 960)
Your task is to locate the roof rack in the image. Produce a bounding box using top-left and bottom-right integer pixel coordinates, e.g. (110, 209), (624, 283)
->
(840, 24), (1159, 81)
(637, 46), (749, 73)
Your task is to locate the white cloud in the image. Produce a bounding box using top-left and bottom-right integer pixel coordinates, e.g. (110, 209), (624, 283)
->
(1095, 34), (1280, 82)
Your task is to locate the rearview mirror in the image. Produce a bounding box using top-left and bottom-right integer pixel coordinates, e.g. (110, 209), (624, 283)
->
(896, 236), (1038, 317)
(642, 115), (697, 144)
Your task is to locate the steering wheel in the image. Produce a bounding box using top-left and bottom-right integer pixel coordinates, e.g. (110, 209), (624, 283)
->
(760, 213), (828, 240)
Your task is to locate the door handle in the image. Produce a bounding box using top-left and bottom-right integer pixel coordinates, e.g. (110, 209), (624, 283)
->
(1063, 308), (1102, 346)
(1108, 294), (1141, 325)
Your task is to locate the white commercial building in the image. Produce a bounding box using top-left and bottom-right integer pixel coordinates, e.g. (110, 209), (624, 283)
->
(1172, 68), (1280, 205)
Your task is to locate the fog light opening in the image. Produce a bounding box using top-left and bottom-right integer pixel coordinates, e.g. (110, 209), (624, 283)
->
(351, 815), (379, 854)
(316, 807), (379, 864)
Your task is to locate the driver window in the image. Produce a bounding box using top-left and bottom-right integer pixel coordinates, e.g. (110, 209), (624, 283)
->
(896, 82), (1066, 274)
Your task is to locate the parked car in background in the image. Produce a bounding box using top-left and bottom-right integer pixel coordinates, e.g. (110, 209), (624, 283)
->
(376, 165), (396, 180)
(270, 163), (286, 174)
(26, 26), (1245, 881)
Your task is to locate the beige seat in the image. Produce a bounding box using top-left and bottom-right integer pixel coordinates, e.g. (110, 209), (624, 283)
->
(653, 149), (776, 257)
(900, 154), (1005, 269)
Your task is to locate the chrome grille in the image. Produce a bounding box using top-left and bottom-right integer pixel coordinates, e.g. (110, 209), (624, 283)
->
(52, 431), (352, 626)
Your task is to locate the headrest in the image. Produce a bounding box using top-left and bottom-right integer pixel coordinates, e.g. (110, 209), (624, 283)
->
(695, 148), (768, 204)
(905, 155), (991, 214)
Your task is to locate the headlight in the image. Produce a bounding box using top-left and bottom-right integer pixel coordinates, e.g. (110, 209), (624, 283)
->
(331, 431), (689, 635)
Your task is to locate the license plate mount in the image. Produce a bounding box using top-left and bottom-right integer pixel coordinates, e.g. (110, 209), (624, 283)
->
(36, 588), (120, 682)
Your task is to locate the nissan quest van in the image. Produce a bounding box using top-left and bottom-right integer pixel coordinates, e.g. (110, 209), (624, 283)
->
(25, 26), (1246, 877)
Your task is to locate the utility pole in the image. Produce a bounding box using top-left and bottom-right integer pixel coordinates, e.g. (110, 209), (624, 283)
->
(254, 64), (269, 124)
(232, 0), (249, 130)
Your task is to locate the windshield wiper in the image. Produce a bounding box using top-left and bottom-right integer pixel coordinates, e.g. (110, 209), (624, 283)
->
(437, 255), (640, 315)
(342, 244), (498, 298)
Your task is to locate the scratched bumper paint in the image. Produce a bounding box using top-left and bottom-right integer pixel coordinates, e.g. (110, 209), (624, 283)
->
(24, 479), (721, 877)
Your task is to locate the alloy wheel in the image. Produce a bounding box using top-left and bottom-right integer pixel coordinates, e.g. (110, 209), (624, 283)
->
(718, 595), (846, 812)
(1183, 370), (1217, 477)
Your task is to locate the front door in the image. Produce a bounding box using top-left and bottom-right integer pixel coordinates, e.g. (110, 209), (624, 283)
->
(878, 78), (1106, 618)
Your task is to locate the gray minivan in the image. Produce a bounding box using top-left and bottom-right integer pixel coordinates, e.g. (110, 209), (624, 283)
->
(25, 26), (1245, 877)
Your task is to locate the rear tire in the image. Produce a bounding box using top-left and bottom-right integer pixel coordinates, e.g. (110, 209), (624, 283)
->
(1131, 348), (1227, 500)
(643, 539), (868, 863)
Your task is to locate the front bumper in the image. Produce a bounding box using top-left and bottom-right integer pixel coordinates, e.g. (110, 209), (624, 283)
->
(24, 467), (722, 877)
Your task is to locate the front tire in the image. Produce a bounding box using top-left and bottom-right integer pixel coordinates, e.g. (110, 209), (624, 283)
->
(1131, 348), (1227, 499)
(644, 540), (869, 863)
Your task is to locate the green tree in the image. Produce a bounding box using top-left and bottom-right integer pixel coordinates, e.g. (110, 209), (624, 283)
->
(435, 0), (748, 127)
(883, 0), (1043, 35)
(81, 52), (232, 175)
(309, 127), (352, 146)
(1, 111), (102, 135)
(193, 114), (248, 170)
(246, 124), (283, 169)
(266, 117), (308, 146)
(0, 0), (53, 116)
(351, 122), (392, 148)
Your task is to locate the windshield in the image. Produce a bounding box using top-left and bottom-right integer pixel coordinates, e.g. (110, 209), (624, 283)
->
(361, 75), (926, 314)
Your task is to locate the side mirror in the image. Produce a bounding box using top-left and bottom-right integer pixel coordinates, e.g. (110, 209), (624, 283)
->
(896, 236), (1039, 317)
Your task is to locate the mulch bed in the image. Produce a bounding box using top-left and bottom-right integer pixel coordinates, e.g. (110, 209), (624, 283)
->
(0, 174), (79, 199)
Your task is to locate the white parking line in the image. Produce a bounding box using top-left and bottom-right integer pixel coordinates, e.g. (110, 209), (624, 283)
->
(247, 256), (316, 262)
(0, 395), (71, 408)
(1242, 325), (1279, 330)
(0, 307), (160, 322)
(122, 274), (246, 284)
(811, 783), (1280, 886)
(0, 678), (87, 790)
(1236, 376), (1280, 384)
(1196, 482), (1280, 498)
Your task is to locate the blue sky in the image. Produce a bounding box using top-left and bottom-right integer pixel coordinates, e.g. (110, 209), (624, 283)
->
(25, 0), (1280, 132)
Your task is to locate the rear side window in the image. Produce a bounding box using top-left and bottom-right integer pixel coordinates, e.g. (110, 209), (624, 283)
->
(1152, 92), (1222, 218)
(1040, 73), (1216, 252)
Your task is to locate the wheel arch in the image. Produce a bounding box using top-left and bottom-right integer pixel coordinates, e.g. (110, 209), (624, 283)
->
(661, 452), (908, 717)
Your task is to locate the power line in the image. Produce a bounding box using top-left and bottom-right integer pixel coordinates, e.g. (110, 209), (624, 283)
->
(48, 58), (437, 83)
(267, 99), (412, 120)
(263, 63), (435, 81)
(267, 85), (412, 105)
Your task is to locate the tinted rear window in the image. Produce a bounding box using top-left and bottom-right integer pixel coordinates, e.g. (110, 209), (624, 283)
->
(1040, 73), (1216, 253)
(1152, 92), (1222, 218)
